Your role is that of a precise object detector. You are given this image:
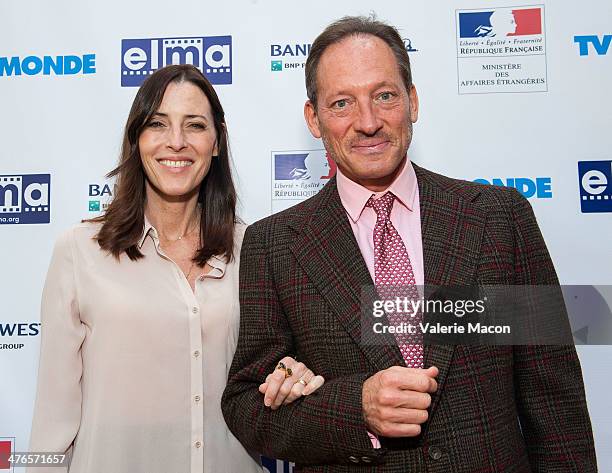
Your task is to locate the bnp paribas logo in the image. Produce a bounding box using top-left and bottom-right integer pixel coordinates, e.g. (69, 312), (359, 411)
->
(269, 43), (311, 72)
(88, 182), (115, 213)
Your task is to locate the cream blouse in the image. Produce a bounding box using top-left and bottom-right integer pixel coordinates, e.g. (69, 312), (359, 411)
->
(29, 221), (262, 473)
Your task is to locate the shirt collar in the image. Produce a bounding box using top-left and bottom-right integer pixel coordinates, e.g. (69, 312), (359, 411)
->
(206, 254), (227, 278)
(138, 216), (228, 277)
(138, 216), (156, 248)
(336, 158), (418, 223)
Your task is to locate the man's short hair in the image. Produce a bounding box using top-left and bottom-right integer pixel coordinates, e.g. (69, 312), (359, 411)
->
(305, 15), (413, 108)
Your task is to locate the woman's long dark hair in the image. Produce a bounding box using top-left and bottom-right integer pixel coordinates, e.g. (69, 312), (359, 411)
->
(90, 64), (236, 265)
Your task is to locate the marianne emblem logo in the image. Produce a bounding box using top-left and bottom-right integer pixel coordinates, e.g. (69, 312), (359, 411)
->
(458, 8), (542, 38)
(271, 150), (336, 213)
(456, 6), (547, 94)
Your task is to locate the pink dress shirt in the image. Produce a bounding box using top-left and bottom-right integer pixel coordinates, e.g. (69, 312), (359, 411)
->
(336, 158), (424, 449)
(336, 159), (424, 286)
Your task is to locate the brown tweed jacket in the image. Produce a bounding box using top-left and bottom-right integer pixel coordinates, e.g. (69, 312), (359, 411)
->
(221, 164), (597, 472)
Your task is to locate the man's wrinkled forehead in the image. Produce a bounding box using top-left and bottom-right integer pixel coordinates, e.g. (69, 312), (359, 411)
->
(315, 34), (405, 97)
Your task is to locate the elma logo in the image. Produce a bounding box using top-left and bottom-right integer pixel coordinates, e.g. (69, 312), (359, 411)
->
(578, 160), (612, 213)
(0, 174), (50, 224)
(574, 35), (611, 56)
(0, 54), (95, 77)
(473, 177), (552, 199)
(0, 437), (14, 471)
(121, 36), (232, 86)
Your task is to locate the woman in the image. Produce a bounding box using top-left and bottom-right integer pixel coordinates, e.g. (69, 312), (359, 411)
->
(29, 64), (323, 473)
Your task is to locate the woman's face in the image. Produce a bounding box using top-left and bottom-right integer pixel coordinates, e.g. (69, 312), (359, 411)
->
(139, 81), (218, 201)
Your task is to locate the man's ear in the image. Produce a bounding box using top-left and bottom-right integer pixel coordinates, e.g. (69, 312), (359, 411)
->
(304, 100), (322, 138)
(408, 84), (419, 124)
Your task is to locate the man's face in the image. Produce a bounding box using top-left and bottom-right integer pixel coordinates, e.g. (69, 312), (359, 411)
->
(304, 34), (419, 191)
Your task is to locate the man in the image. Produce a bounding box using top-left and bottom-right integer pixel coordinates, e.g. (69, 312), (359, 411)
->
(222, 16), (597, 472)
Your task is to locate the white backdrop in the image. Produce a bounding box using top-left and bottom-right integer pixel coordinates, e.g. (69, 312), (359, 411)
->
(1, 0), (611, 471)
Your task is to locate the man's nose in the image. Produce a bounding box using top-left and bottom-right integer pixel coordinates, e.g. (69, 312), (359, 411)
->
(354, 100), (383, 136)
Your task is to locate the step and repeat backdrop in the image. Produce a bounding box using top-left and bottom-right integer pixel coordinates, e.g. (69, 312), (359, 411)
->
(1, 0), (611, 471)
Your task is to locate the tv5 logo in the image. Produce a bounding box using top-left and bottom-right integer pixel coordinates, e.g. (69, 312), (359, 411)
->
(121, 35), (232, 86)
(578, 160), (612, 213)
(574, 35), (611, 56)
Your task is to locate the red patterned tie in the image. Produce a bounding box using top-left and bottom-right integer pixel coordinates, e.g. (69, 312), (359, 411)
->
(367, 192), (424, 368)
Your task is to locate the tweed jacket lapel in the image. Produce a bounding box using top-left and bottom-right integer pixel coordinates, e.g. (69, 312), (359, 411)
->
(414, 164), (486, 418)
(288, 178), (406, 371)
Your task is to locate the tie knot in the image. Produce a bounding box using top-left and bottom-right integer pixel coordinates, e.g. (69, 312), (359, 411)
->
(366, 192), (395, 219)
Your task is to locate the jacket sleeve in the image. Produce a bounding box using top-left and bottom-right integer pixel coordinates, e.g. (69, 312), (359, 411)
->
(28, 229), (86, 473)
(509, 190), (598, 472)
(221, 223), (385, 466)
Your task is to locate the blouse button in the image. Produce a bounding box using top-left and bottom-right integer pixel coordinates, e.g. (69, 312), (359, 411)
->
(194, 395), (201, 402)
(195, 441), (202, 449)
(193, 350), (200, 358)
(192, 307), (199, 314)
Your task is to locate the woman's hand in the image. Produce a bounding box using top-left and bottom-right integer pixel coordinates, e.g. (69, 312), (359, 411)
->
(259, 356), (325, 410)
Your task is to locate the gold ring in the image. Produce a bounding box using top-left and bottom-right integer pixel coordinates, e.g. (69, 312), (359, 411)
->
(276, 362), (293, 379)
(297, 378), (308, 386)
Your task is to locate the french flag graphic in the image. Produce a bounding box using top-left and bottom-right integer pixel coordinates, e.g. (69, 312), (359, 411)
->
(459, 7), (542, 38)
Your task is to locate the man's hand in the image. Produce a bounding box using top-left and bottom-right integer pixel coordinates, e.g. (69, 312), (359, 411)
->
(362, 365), (438, 437)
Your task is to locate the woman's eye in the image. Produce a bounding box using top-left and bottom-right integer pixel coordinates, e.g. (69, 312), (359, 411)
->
(147, 121), (164, 128)
(189, 123), (206, 130)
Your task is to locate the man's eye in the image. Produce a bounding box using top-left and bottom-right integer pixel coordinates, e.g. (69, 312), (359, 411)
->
(379, 92), (393, 101)
(334, 99), (348, 109)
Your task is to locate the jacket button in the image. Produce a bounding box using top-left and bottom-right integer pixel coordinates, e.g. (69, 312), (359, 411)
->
(361, 456), (372, 463)
(348, 456), (359, 463)
(429, 446), (443, 460)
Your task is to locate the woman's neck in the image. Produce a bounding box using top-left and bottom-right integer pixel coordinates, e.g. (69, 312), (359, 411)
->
(144, 185), (200, 241)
